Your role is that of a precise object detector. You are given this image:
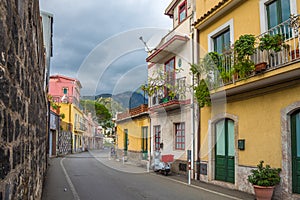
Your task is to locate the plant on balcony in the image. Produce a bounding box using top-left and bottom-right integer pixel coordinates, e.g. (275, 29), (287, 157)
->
(248, 160), (281, 200)
(257, 34), (289, 71)
(142, 67), (186, 104)
(194, 79), (211, 108)
(258, 33), (287, 53)
(233, 34), (256, 78)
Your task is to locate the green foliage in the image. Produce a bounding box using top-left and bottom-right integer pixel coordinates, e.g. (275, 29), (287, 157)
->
(234, 34), (256, 60)
(142, 67), (186, 99)
(48, 94), (60, 111)
(194, 79), (211, 108)
(80, 100), (112, 126)
(233, 34), (256, 78)
(259, 34), (288, 52)
(248, 160), (281, 186)
(96, 97), (125, 116)
(233, 59), (255, 78)
(60, 113), (65, 119)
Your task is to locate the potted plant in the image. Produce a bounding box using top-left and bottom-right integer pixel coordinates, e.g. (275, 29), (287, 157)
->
(233, 34), (256, 78)
(258, 34), (289, 71)
(248, 160), (281, 200)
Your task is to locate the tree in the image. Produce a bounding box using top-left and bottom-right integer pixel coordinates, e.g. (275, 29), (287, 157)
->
(80, 100), (112, 127)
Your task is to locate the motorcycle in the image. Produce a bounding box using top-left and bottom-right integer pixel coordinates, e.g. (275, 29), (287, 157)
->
(152, 151), (173, 176)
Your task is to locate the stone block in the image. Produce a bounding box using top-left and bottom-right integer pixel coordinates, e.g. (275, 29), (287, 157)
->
(0, 148), (10, 180)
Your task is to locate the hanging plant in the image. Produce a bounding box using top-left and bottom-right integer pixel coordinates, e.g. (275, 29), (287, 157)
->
(194, 79), (211, 108)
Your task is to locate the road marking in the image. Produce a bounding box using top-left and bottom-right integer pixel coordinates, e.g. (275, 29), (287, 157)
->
(60, 157), (81, 200)
(151, 174), (243, 200)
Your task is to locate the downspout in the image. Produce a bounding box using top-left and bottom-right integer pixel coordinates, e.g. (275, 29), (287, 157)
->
(196, 27), (201, 180)
(190, 21), (195, 180)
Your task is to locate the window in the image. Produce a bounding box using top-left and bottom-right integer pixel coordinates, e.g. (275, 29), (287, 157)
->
(154, 125), (161, 151)
(178, 1), (187, 23)
(175, 123), (185, 150)
(213, 29), (230, 54)
(63, 88), (68, 95)
(165, 58), (175, 96)
(266, 0), (290, 30)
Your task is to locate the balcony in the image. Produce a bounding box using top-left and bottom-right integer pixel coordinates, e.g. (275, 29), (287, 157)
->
(74, 121), (86, 132)
(149, 77), (190, 111)
(117, 104), (148, 121)
(207, 15), (300, 96)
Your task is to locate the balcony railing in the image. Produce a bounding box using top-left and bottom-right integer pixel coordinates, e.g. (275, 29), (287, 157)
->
(150, 77), (187, 106)
(74, 121), (86, 132)
(213, 15), (300, 85)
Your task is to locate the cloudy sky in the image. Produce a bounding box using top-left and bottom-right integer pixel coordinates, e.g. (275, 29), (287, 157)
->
(39, 0), (172, 96)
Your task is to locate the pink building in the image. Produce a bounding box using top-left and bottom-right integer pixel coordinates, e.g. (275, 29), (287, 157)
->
(49, 74), (82, 107)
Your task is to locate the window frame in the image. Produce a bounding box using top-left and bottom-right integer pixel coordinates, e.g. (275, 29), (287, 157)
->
(164, 57), (176, 96)
(259, 0), (297, 33)
(175, 122), (185, 150)
(154, 125), (161, 151)
(178, 0), (187, 23)
(208, 19), (234, 53)
(63, 87), (68, 95)
(213, 28), (231, 54)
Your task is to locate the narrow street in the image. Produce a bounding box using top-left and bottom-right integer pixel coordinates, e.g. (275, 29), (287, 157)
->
(42, 150), (253, 200)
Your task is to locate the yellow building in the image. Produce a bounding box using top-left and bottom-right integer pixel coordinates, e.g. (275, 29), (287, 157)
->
(60, 103), (85, 152)
(194, 0), (300, 198)
(116, 105), (150, 166)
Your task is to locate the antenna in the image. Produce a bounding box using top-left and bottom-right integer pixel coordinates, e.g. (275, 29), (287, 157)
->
(139, 36), (151, 52)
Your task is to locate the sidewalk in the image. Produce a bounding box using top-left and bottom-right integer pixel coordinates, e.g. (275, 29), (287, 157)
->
(89, 149), (254, 200)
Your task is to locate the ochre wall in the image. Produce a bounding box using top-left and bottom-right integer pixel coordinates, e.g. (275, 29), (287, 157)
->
(197, 0), (260, 57)
(200, 83), (300, 168)
(116, 117), (150, 152)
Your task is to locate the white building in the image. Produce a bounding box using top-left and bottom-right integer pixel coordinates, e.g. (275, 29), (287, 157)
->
(146, 0), (197, 175)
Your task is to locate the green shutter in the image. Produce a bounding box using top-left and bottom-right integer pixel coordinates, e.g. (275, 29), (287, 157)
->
(215, 119), (235, 183)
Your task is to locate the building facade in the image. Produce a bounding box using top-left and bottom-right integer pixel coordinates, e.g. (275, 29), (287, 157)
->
(194, 0), (300, 198)
(49, 75), (84, 153)
(146, 0), (196, 175)
(84, 113), (103, 150)
(116, 105), (150, 167)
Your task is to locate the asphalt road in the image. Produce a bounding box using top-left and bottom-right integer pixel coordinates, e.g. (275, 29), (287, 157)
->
(42, 151), (244, 200)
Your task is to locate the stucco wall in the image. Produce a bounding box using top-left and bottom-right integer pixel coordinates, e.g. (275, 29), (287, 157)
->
(200, 83), (300, 167)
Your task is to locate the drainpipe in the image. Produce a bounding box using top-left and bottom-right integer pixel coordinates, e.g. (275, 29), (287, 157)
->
(196, 26), (201, 181)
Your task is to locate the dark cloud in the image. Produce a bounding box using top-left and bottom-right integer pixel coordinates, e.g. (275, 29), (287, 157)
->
(40, 0), (172, 95)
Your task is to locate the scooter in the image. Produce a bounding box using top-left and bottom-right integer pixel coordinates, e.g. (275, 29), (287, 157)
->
(152, 151), (171, 176)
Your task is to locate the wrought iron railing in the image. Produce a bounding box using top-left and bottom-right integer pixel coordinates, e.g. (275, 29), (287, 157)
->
(213, 15), (300, 85)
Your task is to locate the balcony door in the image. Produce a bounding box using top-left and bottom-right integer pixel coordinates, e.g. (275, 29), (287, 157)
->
(215, 119), (235, 183)
(266, 0), (290, 30)
(292, 110), (300, 193)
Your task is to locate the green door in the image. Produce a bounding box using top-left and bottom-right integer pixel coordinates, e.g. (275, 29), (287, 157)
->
(141, 126), (148, 160)
(292, 111), (300, 193)
(215, 119), (235, 183)
(124, 129), (128, 156)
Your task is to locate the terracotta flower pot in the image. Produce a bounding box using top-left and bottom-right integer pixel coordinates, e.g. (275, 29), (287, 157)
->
(253, 185), (275, 200)
(255, 62), (267, 73)
(290, 49), (300, 60)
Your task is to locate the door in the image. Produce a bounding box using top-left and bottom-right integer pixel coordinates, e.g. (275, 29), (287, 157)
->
(124, 129), (128, 156)
(215, 119), (235, 183)
(49, 131), (53, 156)
(292, 111), (300, 193)
(142, 126), (148, 160)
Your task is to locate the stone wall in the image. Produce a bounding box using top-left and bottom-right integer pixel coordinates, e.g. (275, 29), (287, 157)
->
(0, 1), (47, 199)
